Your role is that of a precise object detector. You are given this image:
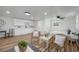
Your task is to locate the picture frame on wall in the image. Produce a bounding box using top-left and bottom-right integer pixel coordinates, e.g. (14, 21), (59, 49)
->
(0, 19), (6, 27)
(53, 20), (60, 27)
(53, 22), (59, 26)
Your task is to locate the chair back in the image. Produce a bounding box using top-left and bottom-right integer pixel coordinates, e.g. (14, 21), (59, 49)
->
(32, 30), (40, 37)
(9, 29), (14, 36)
(54, 34), (66, 47)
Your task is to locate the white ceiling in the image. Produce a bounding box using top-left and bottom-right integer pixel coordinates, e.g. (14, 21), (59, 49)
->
(0, 6), (79, 20)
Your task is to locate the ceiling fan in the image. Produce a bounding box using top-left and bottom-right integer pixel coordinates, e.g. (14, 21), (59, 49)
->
(56, 12), (76, 20)
(56, 16), (64, 19)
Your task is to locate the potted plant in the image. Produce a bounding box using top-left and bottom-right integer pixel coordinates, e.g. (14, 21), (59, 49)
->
(18, 40), (28, 52)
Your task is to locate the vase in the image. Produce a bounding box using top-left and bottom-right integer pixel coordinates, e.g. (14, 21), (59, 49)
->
(19, 46), (27, 52)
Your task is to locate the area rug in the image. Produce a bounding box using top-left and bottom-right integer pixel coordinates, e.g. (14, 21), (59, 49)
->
(5, 44), (41, 52)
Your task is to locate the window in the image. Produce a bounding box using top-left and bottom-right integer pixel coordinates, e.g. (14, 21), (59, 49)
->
(76, 16), (79, 30)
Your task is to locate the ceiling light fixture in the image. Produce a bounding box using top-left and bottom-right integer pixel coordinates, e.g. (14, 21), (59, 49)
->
(5, 10), (11, 14)
(44, 12), (47, 15)
(25, 12), (31, 16)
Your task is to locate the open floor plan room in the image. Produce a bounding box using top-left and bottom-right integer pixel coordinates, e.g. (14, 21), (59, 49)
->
(0, 6), (79, 52)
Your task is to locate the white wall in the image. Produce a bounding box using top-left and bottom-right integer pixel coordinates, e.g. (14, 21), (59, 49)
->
(0, 16), (14, 31)
(0, 16), (78, 37)
(0, 16), (36, 37)
(14, 19), (34, 36)
(37, 18), (51, 32)
(0, 16), (14, 37)
(36, 16), (78, 34)
(76, 16), (79, 31)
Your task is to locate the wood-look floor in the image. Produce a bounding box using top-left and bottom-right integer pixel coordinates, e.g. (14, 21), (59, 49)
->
(0, 34), (79, 52)
(0, 34), (31, 52)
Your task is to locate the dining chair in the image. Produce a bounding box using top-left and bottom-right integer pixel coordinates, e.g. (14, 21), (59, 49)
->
(48, 34), (67, 52)
(54, 34), (66, 52)
(75, 39), (79, 51)
(6, 29), (14, 37)
(31, 30), (40, 46)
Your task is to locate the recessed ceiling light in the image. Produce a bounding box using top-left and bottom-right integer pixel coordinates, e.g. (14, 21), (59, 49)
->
(5, 10), (11, 14)
(25, 12), (31, 16)
(44, 12), (47, 15)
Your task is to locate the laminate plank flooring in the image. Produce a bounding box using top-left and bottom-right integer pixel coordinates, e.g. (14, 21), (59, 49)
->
(0, 34), (79, 52)
(0, 34), (31, 52)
